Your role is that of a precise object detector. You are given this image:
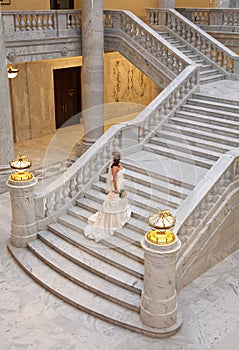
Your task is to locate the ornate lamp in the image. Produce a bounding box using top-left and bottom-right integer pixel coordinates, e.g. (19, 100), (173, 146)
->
(146, 209), (176, 246)
(9, 155), (33, 181)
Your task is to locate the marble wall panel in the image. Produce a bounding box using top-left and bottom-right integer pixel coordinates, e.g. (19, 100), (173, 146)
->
(11, 53), (160, 143)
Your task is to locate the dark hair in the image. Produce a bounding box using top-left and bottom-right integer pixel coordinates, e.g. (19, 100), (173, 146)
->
(111, 158), (120, 168)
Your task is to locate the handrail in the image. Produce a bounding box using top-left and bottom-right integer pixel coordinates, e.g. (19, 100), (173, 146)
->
(146, 8), (239, 76)
(175, 148), (239, 242)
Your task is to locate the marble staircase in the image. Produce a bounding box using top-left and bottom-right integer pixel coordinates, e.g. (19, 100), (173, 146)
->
(154, 29), (225, 84)
(8, 87), (239, 335)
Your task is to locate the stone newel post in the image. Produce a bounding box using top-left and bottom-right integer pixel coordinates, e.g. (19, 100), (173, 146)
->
(140, 209), (182, 336)
(6, 156), (38, 247)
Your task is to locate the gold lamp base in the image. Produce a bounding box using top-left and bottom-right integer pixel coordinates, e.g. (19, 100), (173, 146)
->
(146, 228), (176, 246)
(10, 171), (33, 182)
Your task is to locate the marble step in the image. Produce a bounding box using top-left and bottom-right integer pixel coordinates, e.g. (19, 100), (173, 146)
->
(48, 221), (144, 278)
(61, 209), (145, 263)
(38, 230), (143, 293)
(175, 110), (239, 131)
(8, 243), (177, 338)
(170, 116), (239, 139)
(157, 128), (230, 153)
(100, 169), (191, 199)
(28, 238), (139, 311)
(163, 123), (239, 148)
(150, 136), (221, 161)
(143, 142), (214, 169)
(192, 92), (239, 107)
(92, 179), (182, 209)
(199, 69), (221, 77)
(180, 105), (239, 124)
(186, 97), (239, 114)
(199, 74), (225, 83)
(122, 158), (194, 190)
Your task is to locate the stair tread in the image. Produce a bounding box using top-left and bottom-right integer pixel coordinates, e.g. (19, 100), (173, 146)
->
(143, 143), (214, 168)
(171, 115), (239, 137)
(28, 238), (139, 310)
(192, 92), (239, 106)
(38, 230), (143, 292)
(163, 123), (239, 146)
(181, 104), (239, 120)
(122, 158), (194, 190)
(150, 136), (221, 159)
(8, 243), (171, 337)
(157, 128), (231, 153)
(49, 220), (144, 277)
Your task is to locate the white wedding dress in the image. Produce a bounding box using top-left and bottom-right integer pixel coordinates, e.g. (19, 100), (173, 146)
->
(84, 169), (131, 242)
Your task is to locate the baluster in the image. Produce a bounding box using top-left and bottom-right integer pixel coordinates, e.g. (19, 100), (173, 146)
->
(62, 183), (69, 204)
(14, 15), (20, 31)
(187, 27), (191, 43)
(114, 133), (120, 151)
(181, 23), (186, 39)
(48, 13), (53, 29)
(196, 34), (201, 50)
(32, 15), (36, 31)
(192, 209), (200, 228)
(211, 186), (219, 203)
(212, 45), (217, 63)
(207, 42), (212, 58)
(201, 38), (206, 55)
(217, 176), (225, 196)
(25, 15), (31, 30)
(67, 14), (71, 29)
(76, 170), (83, 192)
(82, 166), (89, 186)
(164, 98), (170, 115)
(171, 15), (176, 31)
(218, 51), (223, 67)
(69, 177), (77, 198)
(20, 15), (25, 31)
(54, 190), (62, 211)
(175, 88), (181, 104)
(75, 14), (80, 27)
(42, 14), (47, 30)
(46, 195), (54, 216)
(37, 14), (42, 30)
(138, 126), (144, 142)
(223, 55), (228, 71)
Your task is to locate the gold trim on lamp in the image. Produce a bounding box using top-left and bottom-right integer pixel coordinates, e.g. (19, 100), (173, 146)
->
(9, 155), (33, 182)
(146, 209), (176, 245)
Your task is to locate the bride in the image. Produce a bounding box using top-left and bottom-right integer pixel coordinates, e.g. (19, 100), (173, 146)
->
(84, 151), (131, 242)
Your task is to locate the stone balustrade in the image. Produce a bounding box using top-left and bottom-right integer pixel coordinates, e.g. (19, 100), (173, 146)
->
(177, 8), (239, 28)
(104, 10), (191, 78)
(35, 64), (200, 229)
(146, 8), (239, 77)
(175, 148), (239, 285)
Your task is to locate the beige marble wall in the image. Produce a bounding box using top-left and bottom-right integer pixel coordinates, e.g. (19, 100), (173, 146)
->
(11, 53), (160, 143)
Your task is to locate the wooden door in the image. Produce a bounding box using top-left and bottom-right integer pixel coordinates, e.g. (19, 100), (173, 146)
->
(50, 0), (74, 10)
(54, 66), (81, 129)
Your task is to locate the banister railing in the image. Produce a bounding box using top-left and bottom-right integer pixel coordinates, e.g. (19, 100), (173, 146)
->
(2, 10), (81, 39)
(146, 8), (239, 77)
(176, 8), (239, 28)
(35, 64), (200, 229)
(104, 10), (193, 78)
(175, 148), (239, 246)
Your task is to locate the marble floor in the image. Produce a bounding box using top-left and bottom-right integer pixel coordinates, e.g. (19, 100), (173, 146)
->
(1, 125), (239, 350)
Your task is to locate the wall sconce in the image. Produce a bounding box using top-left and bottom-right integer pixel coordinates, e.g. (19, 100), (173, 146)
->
(9, 155), (33, 181)
(8, 66), (19, 79)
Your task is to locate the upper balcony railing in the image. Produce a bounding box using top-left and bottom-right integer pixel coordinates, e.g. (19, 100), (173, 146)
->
(176, 8), (239, 31)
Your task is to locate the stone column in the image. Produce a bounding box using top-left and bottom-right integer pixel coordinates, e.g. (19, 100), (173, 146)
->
(158, 0), (175, 8)
(7, 176), (38, 247)
(81, 0), (104, 146)
(0, 6), (14, 188)
(140, 234), (182, 335)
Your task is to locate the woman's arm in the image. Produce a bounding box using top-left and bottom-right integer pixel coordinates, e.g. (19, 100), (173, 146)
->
(112, 166), (118, 193)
